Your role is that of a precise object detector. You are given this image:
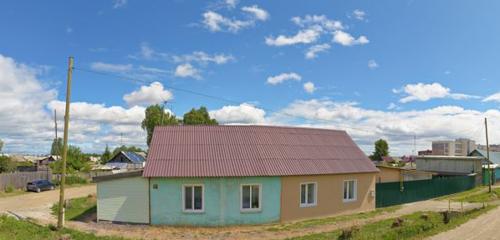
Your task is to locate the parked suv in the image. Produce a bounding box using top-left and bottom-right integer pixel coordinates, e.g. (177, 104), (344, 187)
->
(26, 180), (55, 193)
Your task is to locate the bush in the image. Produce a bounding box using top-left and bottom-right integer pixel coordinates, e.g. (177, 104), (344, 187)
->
(4, 185), (14, 193)
(53, 175), (88, 186)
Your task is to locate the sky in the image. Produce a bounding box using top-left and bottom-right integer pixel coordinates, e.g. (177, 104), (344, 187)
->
(1, 0), (500, 155)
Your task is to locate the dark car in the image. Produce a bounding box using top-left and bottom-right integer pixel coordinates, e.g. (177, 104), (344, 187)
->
(26, 180), (55, 193)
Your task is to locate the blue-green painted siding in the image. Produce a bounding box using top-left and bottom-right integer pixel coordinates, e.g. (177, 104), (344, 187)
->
(150, 177), (281, 226)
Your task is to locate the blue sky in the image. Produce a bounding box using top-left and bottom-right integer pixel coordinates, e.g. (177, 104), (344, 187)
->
(1, 0), (500, 155)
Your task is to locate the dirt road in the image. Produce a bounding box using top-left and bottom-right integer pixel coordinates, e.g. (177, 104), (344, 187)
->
(0, 185), (96, 221)
(428, 204), (500, 240)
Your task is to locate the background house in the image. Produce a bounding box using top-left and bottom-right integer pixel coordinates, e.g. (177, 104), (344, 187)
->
(95, 125), (379, 226)
(105, 151), (146, 170)
(376, 165), (434, 183)
(469, 149), (500, 184)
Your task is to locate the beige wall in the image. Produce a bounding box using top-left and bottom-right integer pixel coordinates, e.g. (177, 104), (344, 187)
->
(376, 167), (401, 183)
(280, 173), (376, 222)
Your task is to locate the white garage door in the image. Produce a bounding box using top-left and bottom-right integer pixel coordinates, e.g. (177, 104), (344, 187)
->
(97, 176), (149, 224)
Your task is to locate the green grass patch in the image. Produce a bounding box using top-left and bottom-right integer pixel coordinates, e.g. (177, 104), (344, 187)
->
(439, 186), (500, 203)
(288, 205), (496, 240)
(0, 215), (129, 240)
(267, 206), (401, 232)
(52, 195), (97, 221)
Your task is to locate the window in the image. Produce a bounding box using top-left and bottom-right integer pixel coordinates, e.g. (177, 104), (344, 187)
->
(300, 182), (317, 207)
(343, 180), (357, 202)
(241, 184), (261, 211)
(183, 185), (204, 212)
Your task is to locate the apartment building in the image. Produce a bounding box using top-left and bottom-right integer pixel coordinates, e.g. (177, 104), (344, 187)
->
(432, 138), (476, 156)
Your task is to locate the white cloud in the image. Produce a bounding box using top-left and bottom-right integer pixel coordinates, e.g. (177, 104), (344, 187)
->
(241, 5), (269, 21)
(265, 28), (321, 46)
(172, 51), (234, 65)
(202, 5), (268, 33)
(303, 82), (316, 94)
(368, 59), (379, 69)
(209, 103), (266, 124)
(352, 9), (366, 20)
(395, 83), (479, 103)
(274, 99), (500, 155)
(174, 63), (201, 79)
(123, 82), (173, 107)
(387, 102), (399, 110)
(225, 0), (238, 8)
(305, 44), (330, 59)
(291, 15), (344, 31)
(333, 30), (369, 46)
(267, 72), (302, 85)
(483, 92), (500, 102)
(113, 0), (127, 8)
(90, 62), (132, 73)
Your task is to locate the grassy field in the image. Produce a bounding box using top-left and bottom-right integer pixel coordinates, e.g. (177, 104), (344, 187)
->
(0, 215), (128, 240)
(439, 186), (500, 203)
(51, 194), (97, 221)
(268, 206), (401, 231)
(288, 205), (496, 240)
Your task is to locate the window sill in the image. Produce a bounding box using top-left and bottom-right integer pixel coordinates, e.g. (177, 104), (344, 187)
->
(240, 208), (262, 213)
(300, 203), (317, 208)
(343, 199), (357, 203)
(182, 210), (205, 214)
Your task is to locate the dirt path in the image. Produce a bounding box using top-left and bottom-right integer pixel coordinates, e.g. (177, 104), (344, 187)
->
(0, 185), (96, 221)
(65, 200), (482, 240)
(428, 204), (500, 240)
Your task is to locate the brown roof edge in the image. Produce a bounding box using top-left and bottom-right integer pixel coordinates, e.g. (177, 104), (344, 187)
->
(93, 170), (144, 183)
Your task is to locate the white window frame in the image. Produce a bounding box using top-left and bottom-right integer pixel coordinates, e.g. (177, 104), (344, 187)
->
(299, 182), (317, 207)
(343, 179), (357, 203)
(182, 184), (205, 213)
(240, 184), (262, 212)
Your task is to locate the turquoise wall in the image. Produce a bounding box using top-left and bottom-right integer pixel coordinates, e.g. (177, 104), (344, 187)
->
(150, 177), (281, 226)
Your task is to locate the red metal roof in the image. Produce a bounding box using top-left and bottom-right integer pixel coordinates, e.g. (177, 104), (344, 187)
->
(143, 125), (378, 177)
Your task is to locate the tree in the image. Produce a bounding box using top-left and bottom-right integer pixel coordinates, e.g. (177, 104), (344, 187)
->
(50, 145), (91, 173)
(50, 138), (63, 155)
(182, 107), (218, 125)
(141, 104), (179, 146)
(0, 156), (15, 173)
(370, 139), (389, 161)
(111, 145), (145, 157)
(101, 144), (112, 164)
(0, 139), (3, 152)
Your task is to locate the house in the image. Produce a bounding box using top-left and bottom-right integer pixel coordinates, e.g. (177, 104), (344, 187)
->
(469, 149), (500, 183)
(94, 125), (379, 226)
(35, 155), (59, 171)
(105, 151), (146, 170)
(376, 165), (434, 183)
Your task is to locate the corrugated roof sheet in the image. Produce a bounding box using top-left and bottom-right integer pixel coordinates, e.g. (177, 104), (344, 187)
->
(143, 125), (378, 177)
(122, 151), (146, 163)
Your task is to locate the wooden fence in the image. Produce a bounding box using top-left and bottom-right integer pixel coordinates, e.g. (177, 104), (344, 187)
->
(0, 170), (52, 190)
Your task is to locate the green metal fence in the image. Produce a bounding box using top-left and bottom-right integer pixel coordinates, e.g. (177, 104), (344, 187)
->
(376, 175), (476, 208)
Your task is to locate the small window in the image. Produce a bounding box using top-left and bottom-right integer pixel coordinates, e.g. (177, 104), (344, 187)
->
(300, 182), (317, 207)
(183, 185), (204, 212)
(241, 184), (261, 211)
(152, 184), (158, 189)
(343, 180), (357, 202)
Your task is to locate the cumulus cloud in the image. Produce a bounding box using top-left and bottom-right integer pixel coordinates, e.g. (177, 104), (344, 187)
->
(395, 83), (479, 103)
(291, 15), (344, 31)
(209, 103), (266, 124)
(333, 30), (369, 46)
(303, 82), (316, 94)
(225, 0), (238, 8)
(483, 92), (500, 102)
(202, 5), (269, 33)
(267, 72), (302, 85)
(241, 5), (269, 21)
(90, 62), (132, 73)
(265, 28), (321, 46)
(174, 63), (201, 79)
(123, 82), (173, 107)
(352, 9), (366, 20)
(305, 44), (331, 59)
(368, 59), (378, 69)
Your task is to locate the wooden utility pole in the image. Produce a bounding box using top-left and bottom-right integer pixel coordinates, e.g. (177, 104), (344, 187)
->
(57, 56), (74, 229)
(485, 118), (491, 193)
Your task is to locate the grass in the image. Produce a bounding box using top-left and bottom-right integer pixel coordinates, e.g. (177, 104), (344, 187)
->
(288, 205), (496, 240)
(0, 189), (27, 198)
(267, 205), (401, 231)
(51, 195), (97, 221)
(0, 215), (129, 240)
(438, 186), (500, 203)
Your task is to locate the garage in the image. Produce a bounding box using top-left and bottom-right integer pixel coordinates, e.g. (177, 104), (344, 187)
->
(94, 170), (149, 224)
